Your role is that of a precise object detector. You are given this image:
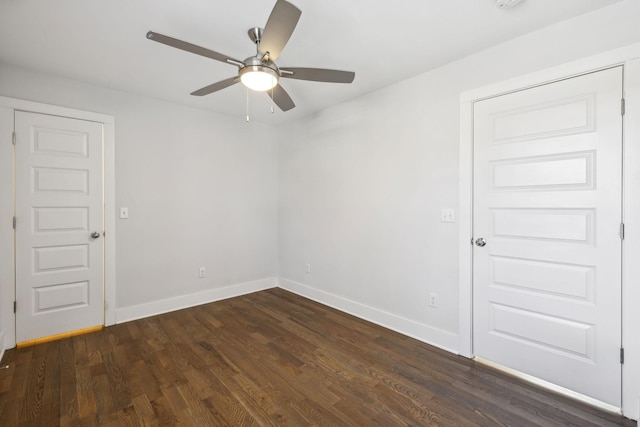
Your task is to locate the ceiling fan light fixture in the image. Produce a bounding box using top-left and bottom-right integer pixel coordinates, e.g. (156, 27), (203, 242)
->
(147, 0), (354, 112)
(240, 65), (279, 91)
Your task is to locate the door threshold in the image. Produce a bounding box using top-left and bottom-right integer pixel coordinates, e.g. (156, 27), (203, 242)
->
(474, 357), (622, 416)
(16, 325), (104, 348)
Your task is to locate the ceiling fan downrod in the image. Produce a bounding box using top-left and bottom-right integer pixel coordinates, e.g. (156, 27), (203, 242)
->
(247, 27), (270, 62)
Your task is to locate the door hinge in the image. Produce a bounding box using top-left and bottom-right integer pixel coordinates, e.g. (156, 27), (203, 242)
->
(621, 98), (625, 116)
(13, 301), (16, 313)
(12, 131), (16, 145)
(620, 347), (625, 364)
(620, 223), (625, 240)
(12, 216), (16, 230)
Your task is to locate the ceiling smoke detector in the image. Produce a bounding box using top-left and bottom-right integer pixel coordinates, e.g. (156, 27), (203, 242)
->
(495, 0), (523, 9)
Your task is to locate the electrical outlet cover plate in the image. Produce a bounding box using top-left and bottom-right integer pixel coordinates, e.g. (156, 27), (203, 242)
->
(429, 293), (438, 307)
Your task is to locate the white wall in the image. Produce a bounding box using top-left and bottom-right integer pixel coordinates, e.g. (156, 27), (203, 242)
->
(278, 0), (640, 349)
(0, 63), (279, 324)
(278, 89), (461, 348)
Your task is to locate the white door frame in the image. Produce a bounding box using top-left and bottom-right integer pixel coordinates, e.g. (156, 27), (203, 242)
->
(458, 42), (640, 420)
(0, 97), (117, 349)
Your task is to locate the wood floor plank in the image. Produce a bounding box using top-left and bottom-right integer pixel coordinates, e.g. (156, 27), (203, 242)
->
(75, 364), (98, 420)
(0, 288), (636, 426)
(149, 394), (180, 425)
(39, 342), (62, 425)
(59, 337), (79, 424)
(130, 393), (155, 421)
(200, 371), (261, 426)
(18, 343), (48, 423)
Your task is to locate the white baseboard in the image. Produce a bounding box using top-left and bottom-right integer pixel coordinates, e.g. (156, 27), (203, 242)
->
(115, 276), (459, 355)
(278, 278), (459, 354)
(116, 277), (278, 324)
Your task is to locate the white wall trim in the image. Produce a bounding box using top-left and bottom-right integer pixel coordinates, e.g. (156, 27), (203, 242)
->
(460, 42), (640, 104)
(0, 106), (14, 353)
(459, 42), (640, 420)
(279, 278), (458, 353)
(116, 278), (278, 324)
(622, 57), (640, 421)
(0, 96), (116, 348)
(103, 121), (117, 327)
(0, 96), (115, 124)
(458, 99), (474, 358)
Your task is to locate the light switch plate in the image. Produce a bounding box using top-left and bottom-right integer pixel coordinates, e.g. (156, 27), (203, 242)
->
(119, 207), (129, 219)
(441, 208), (455, 223)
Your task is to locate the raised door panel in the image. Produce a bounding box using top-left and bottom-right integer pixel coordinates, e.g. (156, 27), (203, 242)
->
(15, 111), (103, 343)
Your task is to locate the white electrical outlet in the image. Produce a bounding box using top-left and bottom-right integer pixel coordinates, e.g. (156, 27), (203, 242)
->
(429, 293), (438, 308)
(441, 208), (455, 223)
(306, 263), (311, 274)
(199, 267), (206, 278)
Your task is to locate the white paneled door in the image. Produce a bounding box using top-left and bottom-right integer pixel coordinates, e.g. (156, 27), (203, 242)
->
(473, 67), (623, 406)
(15, 111), (104, 343)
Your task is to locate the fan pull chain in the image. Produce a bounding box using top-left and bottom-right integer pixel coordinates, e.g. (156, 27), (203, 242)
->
(246, 87), (250, 122)
(270, 88), (275, 114)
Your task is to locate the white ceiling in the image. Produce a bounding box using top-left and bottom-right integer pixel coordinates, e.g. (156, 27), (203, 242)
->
(0, 0), (622, 123)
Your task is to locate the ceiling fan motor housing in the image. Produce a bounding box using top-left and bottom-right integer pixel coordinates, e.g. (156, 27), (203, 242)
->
(240, 56), (280, 91)
(241, 56), (280, 76)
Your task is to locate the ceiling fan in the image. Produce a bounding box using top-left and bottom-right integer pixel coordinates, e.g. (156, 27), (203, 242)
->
(146, 0), (355, 112)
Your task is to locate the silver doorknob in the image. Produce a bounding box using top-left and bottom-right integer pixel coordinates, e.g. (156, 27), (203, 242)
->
(91, 231), (101, 239)
(475, 237), (487, 247)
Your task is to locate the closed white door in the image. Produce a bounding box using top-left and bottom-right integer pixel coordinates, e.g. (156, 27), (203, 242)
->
(473, 67), (623, 406)
(15, 111), (104, 343)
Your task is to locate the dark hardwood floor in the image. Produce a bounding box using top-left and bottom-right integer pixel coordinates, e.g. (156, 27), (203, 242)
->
(0, 288), (635, 426)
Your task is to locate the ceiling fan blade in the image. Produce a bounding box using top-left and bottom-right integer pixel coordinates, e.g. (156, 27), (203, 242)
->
(280, 67), (355, 83)
(269, 84), (296, 111)
(259, 0), (301, 61)
(147, 31), (243, 66)
(191, 76), (240, 96)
